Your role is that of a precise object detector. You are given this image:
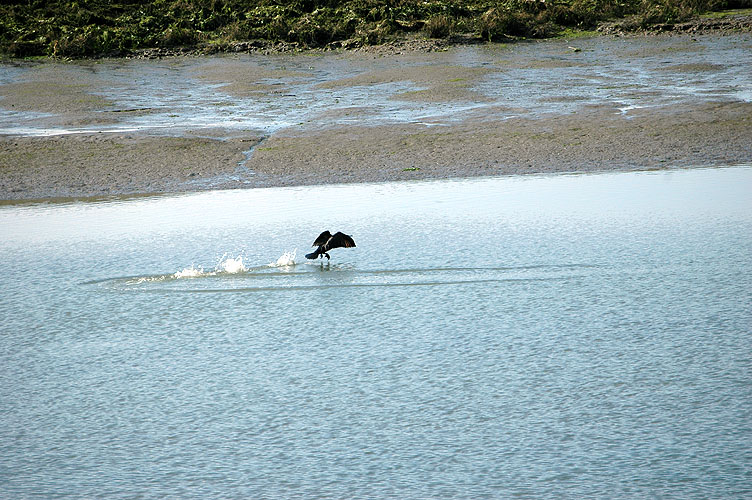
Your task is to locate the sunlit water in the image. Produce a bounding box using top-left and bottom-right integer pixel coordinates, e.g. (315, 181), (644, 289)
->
(1, 167), (751, 498)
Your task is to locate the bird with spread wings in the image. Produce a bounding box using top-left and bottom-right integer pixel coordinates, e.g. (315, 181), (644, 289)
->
(305, 231), (356, 260)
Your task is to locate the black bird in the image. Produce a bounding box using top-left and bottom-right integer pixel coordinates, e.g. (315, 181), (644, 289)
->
(305, 231), (356, 260)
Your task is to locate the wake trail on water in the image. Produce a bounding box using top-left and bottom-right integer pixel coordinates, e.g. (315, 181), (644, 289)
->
(83, 254), (600, 291)
(172, 250), (298, 278)
(117, 250), (299, 285)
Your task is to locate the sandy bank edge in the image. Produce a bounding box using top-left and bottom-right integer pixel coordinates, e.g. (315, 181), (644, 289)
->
(0, 134), (259, 201)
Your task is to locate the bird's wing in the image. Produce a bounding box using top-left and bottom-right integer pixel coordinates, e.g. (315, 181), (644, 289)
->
(328, 232), (356, 249)
(312, 230), (332, 247)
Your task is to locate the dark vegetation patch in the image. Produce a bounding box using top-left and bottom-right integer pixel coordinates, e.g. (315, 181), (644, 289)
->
(2, 0), (752, 58)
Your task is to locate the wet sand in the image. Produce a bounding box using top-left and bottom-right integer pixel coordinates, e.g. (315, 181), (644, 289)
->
(1, 33), (751, 201)
(0, 134), (258, 199)
(244, 101), (752, 187)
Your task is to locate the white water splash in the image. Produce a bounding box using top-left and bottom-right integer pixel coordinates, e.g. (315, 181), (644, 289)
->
(174, 265), (204, 279)
(142, 251), (296, 285)
(270, 250), (297, 267)
(217, 254), (247, 274)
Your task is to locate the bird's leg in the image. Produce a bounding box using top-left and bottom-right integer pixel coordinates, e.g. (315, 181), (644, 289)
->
(325, 253), (330, 260)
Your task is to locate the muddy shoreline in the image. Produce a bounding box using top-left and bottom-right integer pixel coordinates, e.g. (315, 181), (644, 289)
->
(244, 101), (752, 187)
(1, 32), (751, 202)
(3, 99), (749, 201)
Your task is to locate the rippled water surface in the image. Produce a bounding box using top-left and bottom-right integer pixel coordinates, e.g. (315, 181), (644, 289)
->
(1, 167), (751, 498)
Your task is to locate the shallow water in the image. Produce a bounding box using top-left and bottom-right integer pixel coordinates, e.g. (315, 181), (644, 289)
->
(1, 167), (751, 498)
(1, 34), (751, 138)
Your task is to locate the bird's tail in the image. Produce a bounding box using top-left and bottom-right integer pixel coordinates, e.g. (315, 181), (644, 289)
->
(305, 248), (320, 260)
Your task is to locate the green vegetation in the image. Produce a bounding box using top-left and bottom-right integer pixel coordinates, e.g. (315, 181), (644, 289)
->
(1, 0), (751, 58)
(699, 6), (752, 17)
(556, 27), (599, 39)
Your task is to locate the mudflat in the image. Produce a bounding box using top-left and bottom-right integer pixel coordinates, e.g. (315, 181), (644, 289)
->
(0, 134), (257, 199)
(244, 101), (752, 186)
(1, 32), (750, 201)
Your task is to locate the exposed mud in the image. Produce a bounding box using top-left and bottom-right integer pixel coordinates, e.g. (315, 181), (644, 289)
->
(0, 32), (750, 201)
(0, 134), (257, 199)
(243, 101), (752, 187)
